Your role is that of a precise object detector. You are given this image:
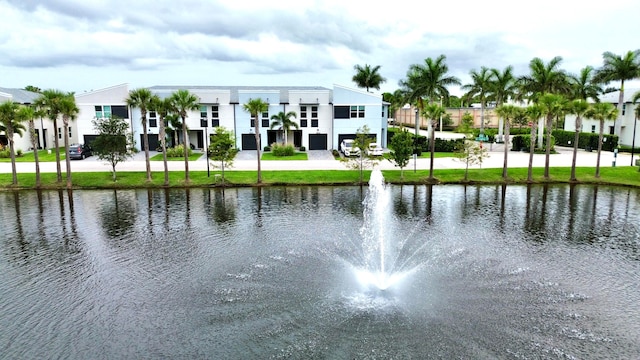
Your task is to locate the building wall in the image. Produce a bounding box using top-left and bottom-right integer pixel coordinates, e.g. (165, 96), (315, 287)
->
(394, 105), (500, 130)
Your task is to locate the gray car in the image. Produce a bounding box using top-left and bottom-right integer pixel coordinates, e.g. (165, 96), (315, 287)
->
(68, 144), (92, 160)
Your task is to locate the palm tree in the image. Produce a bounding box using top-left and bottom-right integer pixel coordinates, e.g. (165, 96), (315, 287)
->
(632, 91), (640, 166)
(489, 66), (518, 139)
(352, 64), (386, 92)
(525, 104), (543, 182)
(151, 96), (173, 186)
(243, 98), (269, 184)
(462, 66), (492, 136)
(34, 89), (66, 182)
(17, 105), (41, 187)
(494, 104), (521, 180)
(60, 93), (78, 189)
(400, 54), (460, 137)
(566, 99), (590, 181)
(169, 89), (200, 183)
(537, 93), (565, 179)
(586, 102), (618, 178)
(382, 89), (407, 124)
(422, 103), (446, 181)
(126, 88), (156, 182)
(519, 56), (570, 102)
(270, 111), (298, 145)
(569, 66), (603, 101)
(0, 101), (27, 185)
(593, 50), (640, 136)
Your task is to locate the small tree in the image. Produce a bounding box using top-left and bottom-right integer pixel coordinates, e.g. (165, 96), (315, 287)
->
(345, 125), (377, 184)
(387, 128), (414, 179)
(456, 112), (474, 133)
(92, 116), (134, 181)
(454, 140), (489, 181)
(208, 126), (238, 185)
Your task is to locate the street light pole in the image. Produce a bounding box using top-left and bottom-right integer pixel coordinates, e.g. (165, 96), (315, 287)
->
(205, 126), (210, 177)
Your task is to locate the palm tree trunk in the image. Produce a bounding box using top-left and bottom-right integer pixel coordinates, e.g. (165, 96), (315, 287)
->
(29, 120), (41, 187)
(544, 114), (552, 179)
(52, 118), (62, 182)
(182, 116), (190, 182)
(570, 117), (581, 181)
(159, 116), (169, 186)
(8, 129), (18, 185)
(528, 125), (536, 182)
(429, 119), (436, 180)
(595, 119), (604, 178)
(615, 80), (625, 136)
(142, 121), (151, 182)
(502, 120), (510, 179)
(63, 119), (72, 189)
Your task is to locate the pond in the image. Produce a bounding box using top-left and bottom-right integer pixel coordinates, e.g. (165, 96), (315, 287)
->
(1, 177), (639, 359)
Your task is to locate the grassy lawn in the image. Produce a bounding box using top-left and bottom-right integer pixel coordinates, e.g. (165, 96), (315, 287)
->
(262, 152), (308, 160)
(1, 166), (639, 189)
(0, 149), (65, 162)
(150, 153), (204, 161)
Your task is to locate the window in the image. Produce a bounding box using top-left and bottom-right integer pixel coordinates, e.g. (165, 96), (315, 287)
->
(622, 104), (626, 115)
(609, 126), (615, 135)
(68, 127), (72, 138)
(262, 111), (269, 128)
(591, 125), (596, 133)
(300, 106), (308, 127)
(94, 105), (112, 119)
(58, 127), (62, 139)
(250, 114), (255, 128)
(212, 105), (219, 127)
(334, 106), (349, 119)
(149, 111), (157, 127)
(200, 118), (208, 127)
(200, 105), (208, 119)
(311, 106), (318, 127)
(311, 119), (318, 127)
(350, 105), (365, 118)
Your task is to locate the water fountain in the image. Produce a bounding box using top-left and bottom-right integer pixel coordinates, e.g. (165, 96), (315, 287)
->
(351, 168), (419, 291)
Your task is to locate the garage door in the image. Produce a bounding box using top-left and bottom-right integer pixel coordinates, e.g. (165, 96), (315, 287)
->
(242, 133), (258, 150)
(308, 134), (327, 150)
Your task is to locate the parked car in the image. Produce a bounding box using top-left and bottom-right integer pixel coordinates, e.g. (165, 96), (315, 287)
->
(340, 139), (360, 157)
(366, 143), (383, 156)
(68, 144), (92, 160)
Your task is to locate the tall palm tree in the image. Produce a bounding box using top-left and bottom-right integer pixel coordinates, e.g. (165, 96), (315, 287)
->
(400, 54), (460, 138)
(537, 93), (565, 179)
(17, 105), (41, 187)
(151, 95), (173, 186)
(494, 104), (521, 180)
(586, 102), (618, 178)
(382, 89), (407, 124)
(489, 66), (518, 138)
(270, 111), (298, 145)
(352, 64), (387, 92)
(0, 101), (27, 185)
(632, 91), (640, 166)
(126, 88), (156, 182)
(169, 89), (200, 183)
(519, 56), (570, 102)
(422, 103), (446, 181)
(243, 98), (269, 184)
(462, 66), (492, 136)
(34, 89), (66, 182)
(525, 104), (543, 182)
(569, 66), (603, 102)
(593, 50), (640, 136)
(60, 93), (78, 189)
(566, 99), (590, 181)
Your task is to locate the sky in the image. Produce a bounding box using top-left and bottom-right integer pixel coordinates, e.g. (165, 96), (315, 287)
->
(2, 0), (640, 97)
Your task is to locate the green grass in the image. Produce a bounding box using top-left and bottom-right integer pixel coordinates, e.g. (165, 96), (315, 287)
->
(2, 166), (639, 189)
(261, 152), (308, 160)
(149, 153), (203, 161)
(0, 149), (65, 162)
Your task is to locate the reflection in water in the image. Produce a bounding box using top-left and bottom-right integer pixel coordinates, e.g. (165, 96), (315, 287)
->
(0, 185), (639, 359)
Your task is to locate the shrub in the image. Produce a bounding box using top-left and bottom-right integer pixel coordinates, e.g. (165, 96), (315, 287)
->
(264, 145), (271, 152)
(299, 146), (306, 152)
(271, 143), (295, 157)
(0, 149), (9, 158)
(166, 144), (192, 158)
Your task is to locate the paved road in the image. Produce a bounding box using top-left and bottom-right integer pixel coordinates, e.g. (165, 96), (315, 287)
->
(1, 145), (635, 174)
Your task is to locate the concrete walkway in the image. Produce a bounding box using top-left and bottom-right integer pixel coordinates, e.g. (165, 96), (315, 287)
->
(1, 145), (635, 174)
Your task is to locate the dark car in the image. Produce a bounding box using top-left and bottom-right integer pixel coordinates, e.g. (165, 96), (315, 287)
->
(68, 144), (92, 160)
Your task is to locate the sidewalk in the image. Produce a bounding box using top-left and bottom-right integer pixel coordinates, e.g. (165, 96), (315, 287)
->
(1, 146), (634, 174)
